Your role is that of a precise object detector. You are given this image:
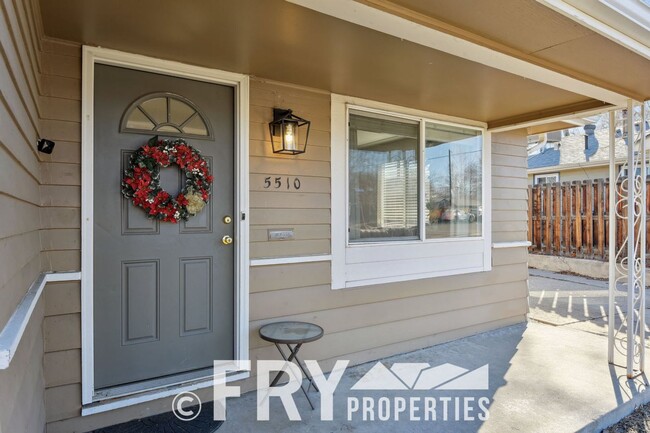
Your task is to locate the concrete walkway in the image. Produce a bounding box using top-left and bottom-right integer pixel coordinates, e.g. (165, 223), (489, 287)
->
(216, 271), (650, 433)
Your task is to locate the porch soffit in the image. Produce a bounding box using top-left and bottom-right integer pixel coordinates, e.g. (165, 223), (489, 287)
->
(382, 0), (650, 101)
(39, 0), (645, 127)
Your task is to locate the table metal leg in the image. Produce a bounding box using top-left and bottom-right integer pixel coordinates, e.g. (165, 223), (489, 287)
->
(269, 343), (320, 410)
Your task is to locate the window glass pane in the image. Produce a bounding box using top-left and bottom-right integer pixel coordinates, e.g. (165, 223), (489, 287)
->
(349, 110), (419, 243)
(425, 122), (482, 238)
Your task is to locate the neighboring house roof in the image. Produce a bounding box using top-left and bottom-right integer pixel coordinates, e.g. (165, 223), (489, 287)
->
(528, 147), (560, 169)
(527, 128), (628, 171)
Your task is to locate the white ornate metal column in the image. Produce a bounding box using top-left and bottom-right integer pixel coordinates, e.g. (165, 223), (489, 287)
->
(608, 101), (648, 378)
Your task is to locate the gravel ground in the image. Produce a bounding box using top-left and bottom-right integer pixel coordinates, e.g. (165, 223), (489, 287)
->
(604, 403), (650, 433)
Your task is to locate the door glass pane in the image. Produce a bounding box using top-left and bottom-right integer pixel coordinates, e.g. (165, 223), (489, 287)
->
(125, 108), (155, 131)
(425, 122), (482, 238)
(169, 98), (195, 125)
(349, 110), (419, 243)
(140, 97), (167, 124)
(182, 114), (209, 136)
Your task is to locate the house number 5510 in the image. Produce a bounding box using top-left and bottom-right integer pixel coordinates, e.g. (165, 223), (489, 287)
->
(264, 176), (301, 190)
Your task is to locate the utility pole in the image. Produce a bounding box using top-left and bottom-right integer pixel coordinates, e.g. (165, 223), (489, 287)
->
(448, 149), (453, 206)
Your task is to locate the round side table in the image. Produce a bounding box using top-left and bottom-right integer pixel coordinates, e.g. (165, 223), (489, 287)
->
(259, 321), (324, 409)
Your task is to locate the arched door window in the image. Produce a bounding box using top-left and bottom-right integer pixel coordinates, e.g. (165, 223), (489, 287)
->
(120, 92), (213, 139)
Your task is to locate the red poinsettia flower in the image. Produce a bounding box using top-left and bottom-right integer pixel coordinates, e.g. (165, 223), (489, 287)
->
(176, 193), (189, 206)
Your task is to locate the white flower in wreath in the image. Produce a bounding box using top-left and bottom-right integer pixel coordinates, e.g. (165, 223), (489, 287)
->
(186, 192), (206, 215)
(174, 211), (180, 219)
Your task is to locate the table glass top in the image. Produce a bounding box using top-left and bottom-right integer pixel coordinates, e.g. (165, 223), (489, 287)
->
(259, 321), (324, 343)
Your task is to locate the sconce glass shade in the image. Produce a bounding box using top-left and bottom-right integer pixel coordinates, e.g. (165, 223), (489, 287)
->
(269, 108), (311, 155)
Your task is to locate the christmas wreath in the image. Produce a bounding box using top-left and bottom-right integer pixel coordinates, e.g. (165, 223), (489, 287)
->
(121, 136), (213, 223)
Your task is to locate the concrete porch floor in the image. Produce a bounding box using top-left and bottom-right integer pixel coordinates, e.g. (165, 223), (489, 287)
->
(216, 271), (650, 433)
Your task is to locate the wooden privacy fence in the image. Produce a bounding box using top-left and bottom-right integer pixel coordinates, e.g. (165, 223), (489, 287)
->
(528, 179), (650, 261)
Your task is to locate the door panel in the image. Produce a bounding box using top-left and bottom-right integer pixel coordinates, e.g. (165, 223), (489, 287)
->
(93, 64), (235, 389)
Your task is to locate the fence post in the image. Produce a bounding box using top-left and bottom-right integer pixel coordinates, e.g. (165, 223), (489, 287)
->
(585, 180), (594, 257)
(553, 182), (561, 254)
(544, 182), (551, 254)
(564, 182), (572, 256)
(574, 181), (582, 256)
(534, 185), (542, 252)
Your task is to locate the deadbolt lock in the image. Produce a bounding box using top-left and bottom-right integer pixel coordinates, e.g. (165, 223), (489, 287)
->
(223, 215), (233, 224)
(222, 235), (233, 245)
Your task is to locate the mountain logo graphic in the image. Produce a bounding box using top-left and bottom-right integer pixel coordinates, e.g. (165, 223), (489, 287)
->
(351, 362), (489, 391)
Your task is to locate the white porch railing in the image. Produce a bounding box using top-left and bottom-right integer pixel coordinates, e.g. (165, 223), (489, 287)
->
(0, 271), (80, 369)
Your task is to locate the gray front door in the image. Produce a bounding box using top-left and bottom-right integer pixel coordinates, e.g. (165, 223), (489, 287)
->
(93, 64), (235, 389)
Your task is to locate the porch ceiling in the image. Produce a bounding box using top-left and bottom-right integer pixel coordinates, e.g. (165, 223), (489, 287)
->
(39, 0), (642, 127)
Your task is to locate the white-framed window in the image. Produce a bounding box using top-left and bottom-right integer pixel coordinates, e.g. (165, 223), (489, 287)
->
(533, 173), (559, 185)
(617, 165), (650, 178)
(331, 95), (491, 289)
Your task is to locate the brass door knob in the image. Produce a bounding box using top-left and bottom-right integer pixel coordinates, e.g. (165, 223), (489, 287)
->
(222, 235), (233, 245)
(223, 216), (232, 224)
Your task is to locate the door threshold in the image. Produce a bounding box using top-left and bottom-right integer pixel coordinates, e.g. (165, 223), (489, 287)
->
(95, 368), (215, 401)
(82, 370), (250, 416)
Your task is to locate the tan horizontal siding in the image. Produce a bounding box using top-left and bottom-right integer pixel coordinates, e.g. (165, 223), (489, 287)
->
(43, 281), (80, 316)
(0, 145), (40, 203)
(0, 18), (40, 137)
(250, 260), (527, 319)
(41, 249), (80, 271)
(491, 128), (528, 252)
(251, 239), (331, 258)
(44, 349), (81, 388)
(43, 313), (80, 353)
(40, 162), (80, 186)
(0, 94), (40, 177)
(248, 87), (331, 264)
(250, 280), (526, 349)
(250, 191), (330, 209)
(40, 228), (80, 251)
(0, 1), (45, 432)
(0, 193), (39, 239)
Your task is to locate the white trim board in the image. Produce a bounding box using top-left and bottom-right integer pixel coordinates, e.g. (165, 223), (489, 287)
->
(287, 0), (628, 106)
(489, 105), (623, 133)
(0, 271), (81, 370)
(536, 0), (650, 61)
(250, 255), (332, 267)
(493, 241), (532, 249)
(82, 371), (250, 416)
(81, 46), (250, 407)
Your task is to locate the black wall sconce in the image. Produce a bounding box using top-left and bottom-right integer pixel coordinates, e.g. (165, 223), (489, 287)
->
(268, 108), (310, 155)
(37, 138), (55, 154)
